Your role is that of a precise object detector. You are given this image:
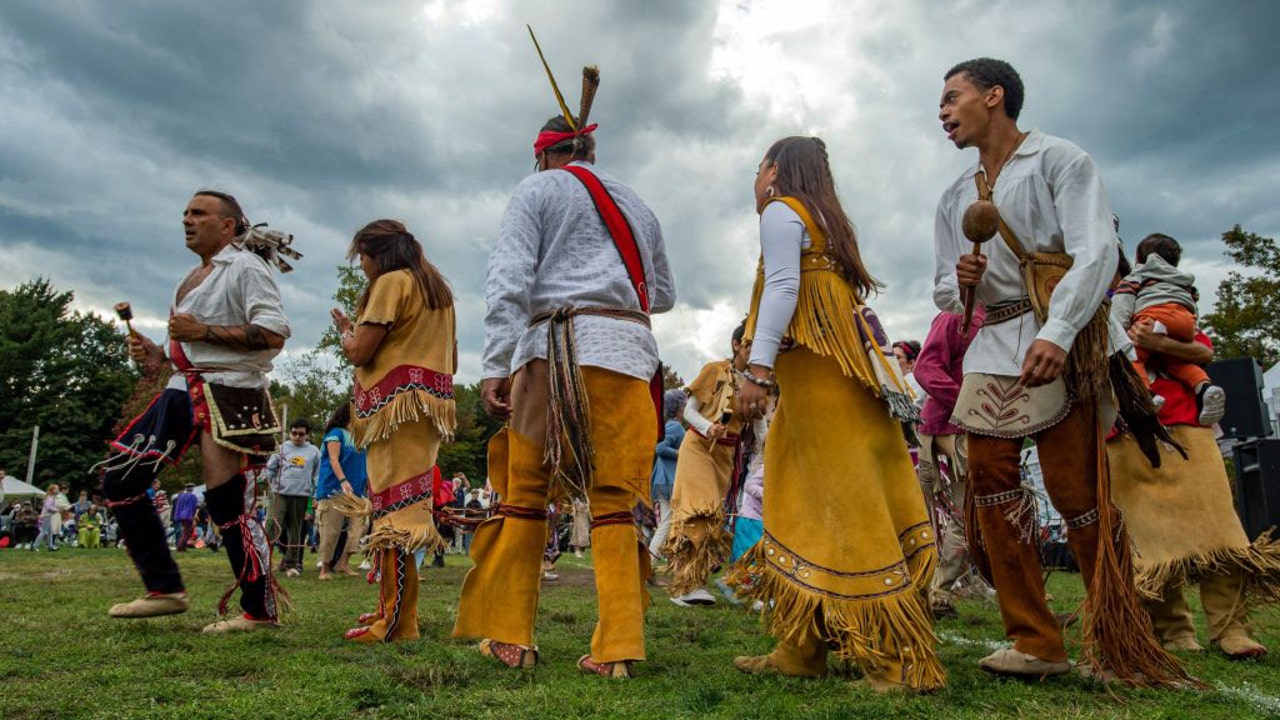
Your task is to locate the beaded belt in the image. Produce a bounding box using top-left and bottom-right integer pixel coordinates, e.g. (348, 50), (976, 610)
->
(985, 297), (1034, 326)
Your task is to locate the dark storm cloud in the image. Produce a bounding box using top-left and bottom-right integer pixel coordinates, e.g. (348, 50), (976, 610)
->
(0, 0), (764, 382)
(1, 0), (1277, 384)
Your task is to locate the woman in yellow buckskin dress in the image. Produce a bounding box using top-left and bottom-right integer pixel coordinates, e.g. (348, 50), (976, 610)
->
(662, 324), (750, 605)
(733, 137), (943, 692)
(331, 219), (456, 643)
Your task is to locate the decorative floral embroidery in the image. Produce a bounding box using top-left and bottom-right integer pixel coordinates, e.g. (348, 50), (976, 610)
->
(370, 471), (434, 517)
(953, 373), (1071, 438)
(354, 364), (454, 419)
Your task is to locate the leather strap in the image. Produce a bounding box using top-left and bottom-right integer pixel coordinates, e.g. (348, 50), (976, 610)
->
(974, 172), (1031, 262)
(559, 165), (650, 313)
(558, 164), (665, 441)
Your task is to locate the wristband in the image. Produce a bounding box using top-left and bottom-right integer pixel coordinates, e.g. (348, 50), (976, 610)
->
(735, 368), (777, 389)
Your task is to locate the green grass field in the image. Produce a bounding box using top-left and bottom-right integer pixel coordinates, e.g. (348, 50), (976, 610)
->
(2, 548), (1279, 720)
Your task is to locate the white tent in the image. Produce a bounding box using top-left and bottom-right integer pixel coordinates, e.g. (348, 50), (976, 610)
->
(2, 476), (45, 498)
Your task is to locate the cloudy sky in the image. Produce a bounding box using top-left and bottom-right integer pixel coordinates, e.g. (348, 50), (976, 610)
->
(1, 0), (1276, 386)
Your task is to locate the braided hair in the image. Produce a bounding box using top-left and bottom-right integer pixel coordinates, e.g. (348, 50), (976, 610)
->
(764, 137), (883, 298)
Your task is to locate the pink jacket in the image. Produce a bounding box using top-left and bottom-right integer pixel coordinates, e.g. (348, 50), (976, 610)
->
(914, 310), (984, 436)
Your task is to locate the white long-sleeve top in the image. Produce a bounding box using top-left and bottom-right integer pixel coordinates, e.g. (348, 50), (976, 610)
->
(933, 130), (1119, 377)
(482, 161), (675, 381)
(165, 244), (290, 391)
(682, 395), (714, 436)
(747, 202), (810, 369)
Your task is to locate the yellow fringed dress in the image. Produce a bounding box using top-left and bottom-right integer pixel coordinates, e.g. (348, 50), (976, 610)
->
(350, 269), (457, 556)
(1109, 425), (1280, 605)
(662, 359), (743, 595)
(740, 197), (944, 689)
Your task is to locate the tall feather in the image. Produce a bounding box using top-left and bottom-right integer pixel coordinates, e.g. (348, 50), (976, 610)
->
(578, 65), (600, 128)
(527, 25), (576, 131)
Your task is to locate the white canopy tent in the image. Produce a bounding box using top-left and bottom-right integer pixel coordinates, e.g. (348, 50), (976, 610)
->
(2, 476), (45, 499)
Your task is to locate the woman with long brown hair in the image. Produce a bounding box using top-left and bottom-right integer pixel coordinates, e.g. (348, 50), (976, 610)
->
(330, 219), (456, 643)
(733, 137), (943, 692)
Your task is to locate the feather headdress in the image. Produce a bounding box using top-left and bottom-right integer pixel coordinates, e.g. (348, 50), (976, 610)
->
(527, 25), (601, 155)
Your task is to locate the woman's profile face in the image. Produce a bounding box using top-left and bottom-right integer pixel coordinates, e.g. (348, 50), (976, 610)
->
(754, 155), (778, 214)
(358, 252), (378, 280)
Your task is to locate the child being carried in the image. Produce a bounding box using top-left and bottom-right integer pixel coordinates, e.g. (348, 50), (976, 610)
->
(1112, 233), (1225, 426)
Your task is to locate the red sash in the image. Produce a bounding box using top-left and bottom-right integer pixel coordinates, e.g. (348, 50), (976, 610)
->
(559, 165), (665, 439)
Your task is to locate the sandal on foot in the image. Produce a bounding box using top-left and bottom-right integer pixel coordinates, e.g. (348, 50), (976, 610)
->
(479, 639), (539, 669)
(578, 654), (632, 679)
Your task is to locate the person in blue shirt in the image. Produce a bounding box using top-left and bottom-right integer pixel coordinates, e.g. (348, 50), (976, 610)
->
(314, 403), (368, 580)
(647, 390), (687, 561)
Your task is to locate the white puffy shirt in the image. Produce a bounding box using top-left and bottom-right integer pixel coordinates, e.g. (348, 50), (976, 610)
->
(165, 244), (290, 390)
(933, 130), (1119, 377)
(481, 161), (675, 381)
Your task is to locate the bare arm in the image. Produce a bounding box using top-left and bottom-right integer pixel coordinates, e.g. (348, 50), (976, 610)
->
(169, 313), (284, 351)
(326, 439), (353, 493)
(1129, 320), (1213, 365)
(330, 308), (390, 367)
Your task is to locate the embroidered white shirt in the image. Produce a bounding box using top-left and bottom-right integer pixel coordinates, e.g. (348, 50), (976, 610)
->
(933, 130), (1119, 377)
(482, 161), (675, 381)
(165, 244), (290, 390)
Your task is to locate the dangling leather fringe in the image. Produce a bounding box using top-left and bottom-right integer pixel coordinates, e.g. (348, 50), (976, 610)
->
(738, 542), (945, 690)
(747, 266), (873, 391)
(1108, 353), (1186, 468)
(744, 249), (917, 423)
(661, 504), (733, 596)
(1081, 425), (1199, 689)
(329, 491), (374, 520)
(962, 487), (995, 587)
(1135, 529), (1280, 605)
(352, 389), (456, 447)
(544, 309), (595, 501)
(1063, 304), (1112, 402)
(217, 513), (292, 621)
(362, 523), (447, 556)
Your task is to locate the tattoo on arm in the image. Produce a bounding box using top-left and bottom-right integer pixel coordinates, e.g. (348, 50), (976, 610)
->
(203, 324), (276, 351)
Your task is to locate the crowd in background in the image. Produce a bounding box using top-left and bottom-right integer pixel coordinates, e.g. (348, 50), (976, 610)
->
(0, 413), (504, 573)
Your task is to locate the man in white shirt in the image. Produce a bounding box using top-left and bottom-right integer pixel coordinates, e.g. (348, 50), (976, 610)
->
(453, 100), (675, 678)
(934, 58), (1186, 687)
(101, 190), (292, 633)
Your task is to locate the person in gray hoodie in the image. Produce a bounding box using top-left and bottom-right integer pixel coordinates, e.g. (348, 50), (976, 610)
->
(267, 418), (321, 576)
(1111, 233), (1225, 426)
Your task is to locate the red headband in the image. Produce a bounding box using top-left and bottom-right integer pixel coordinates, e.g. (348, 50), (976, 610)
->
(533, 123), (598, 155)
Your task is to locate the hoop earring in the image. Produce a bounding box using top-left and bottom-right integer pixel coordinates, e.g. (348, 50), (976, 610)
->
(765, 186), (776, 198)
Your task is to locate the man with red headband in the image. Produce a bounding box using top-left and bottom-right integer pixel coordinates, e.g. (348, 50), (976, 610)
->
(454, 63), (675, 678)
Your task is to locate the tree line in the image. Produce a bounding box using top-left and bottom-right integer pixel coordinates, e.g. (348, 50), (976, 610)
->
(3, 223), (1273, 497)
